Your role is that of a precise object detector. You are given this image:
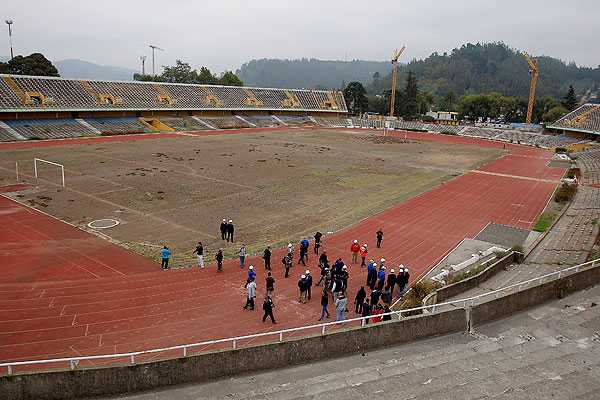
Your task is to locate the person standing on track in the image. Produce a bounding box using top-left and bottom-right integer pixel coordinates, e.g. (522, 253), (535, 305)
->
(247, 265), (256, 282)
(354, 286), (367, 314)
(226, 219), (234, 242)
(377, 266), (386, 290)
(243, 279), (256, 310)
(266, 271), (275, 297)
(334, 293), (347, 321)
(239, 244), (246, 268)
(263, 246), (272, 270)
(318, 288), (330, 320)
(262, 296), (276, 324)
(161, 245), (170, 270)
(376, 228), (384, 248)
(220, 219), (227, 240)
(360, 244), (369, 267)
(298, 241), (308, 266)
(216, 248), (224, 272)
(386, 268), (396, 293)
(361, 298), (372, 324)
(287, 242), (294, 259)
(305, 270), (313, 301)
(192, 241), (204, 268)
(282, 253), (292, 278)
(314, 231), (323, 254)
(298, 274), (307, 303)
(367, 259), (377, 289)
(350, 240), (360, 264)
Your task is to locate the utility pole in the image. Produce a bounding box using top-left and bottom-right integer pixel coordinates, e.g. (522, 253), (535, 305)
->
(140, 55), (147, 75)
(149, 45), (164, 77)
(5, 20), (14, 60)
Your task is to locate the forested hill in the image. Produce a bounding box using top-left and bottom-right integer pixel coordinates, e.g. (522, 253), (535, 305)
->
(236, 43), (600, 99)
(236, 58), (389, 89)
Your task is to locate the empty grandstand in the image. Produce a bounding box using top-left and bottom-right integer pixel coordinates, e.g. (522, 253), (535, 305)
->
(548, 104), (600, 136)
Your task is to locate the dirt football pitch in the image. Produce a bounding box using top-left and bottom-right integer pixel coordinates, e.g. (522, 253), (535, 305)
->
(0, 129), (502, 266)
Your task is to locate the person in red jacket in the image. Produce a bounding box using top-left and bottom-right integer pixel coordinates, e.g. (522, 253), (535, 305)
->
(360, 244), (369, 267)
(350, 240), (360, 264)
(371, 303), (384, 323)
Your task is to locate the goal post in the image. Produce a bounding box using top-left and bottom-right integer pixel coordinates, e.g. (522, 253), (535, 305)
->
(34, 158), (65, 187)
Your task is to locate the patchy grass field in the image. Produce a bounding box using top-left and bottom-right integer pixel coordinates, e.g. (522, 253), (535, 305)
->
(0, 129), (502, 266)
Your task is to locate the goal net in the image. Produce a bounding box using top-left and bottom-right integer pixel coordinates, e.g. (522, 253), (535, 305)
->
(34, 158), (65, 187)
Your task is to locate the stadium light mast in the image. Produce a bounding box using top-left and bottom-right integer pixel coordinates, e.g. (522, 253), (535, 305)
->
(5, 19), (14, 60)
(140, 55), (147, 75)
(524, 52), (538, 125)
(149, 45), (164, 77)
(389, 46), (406, 118)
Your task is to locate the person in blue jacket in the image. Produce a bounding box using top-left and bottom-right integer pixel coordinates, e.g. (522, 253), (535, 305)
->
(160, 246), (170, 270)
(366, 260), (377, 289)
(247, 265), (256, 282)
(377, 266), (386, 290)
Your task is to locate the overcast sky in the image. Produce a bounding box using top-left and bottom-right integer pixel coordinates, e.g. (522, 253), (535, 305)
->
(3, 0), (599, 73)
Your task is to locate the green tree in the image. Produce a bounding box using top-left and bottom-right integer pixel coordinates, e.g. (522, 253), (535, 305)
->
(542, 106), (569, 122)
(367, 95), (387, 115)
(401, 71), (419, 119)
(0, 53), (59, 77)
(219, 71), (244, 86)
(161, 60), (199, 83)
(197, 67), (217, 84)
(343, 81), (369, 115)
(561, 85), (578, 111)
(442, 91), (457, 111)
(417, 91), (435, 115)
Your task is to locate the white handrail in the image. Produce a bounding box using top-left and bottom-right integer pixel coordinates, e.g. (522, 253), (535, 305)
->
(1, 258), (597, 374)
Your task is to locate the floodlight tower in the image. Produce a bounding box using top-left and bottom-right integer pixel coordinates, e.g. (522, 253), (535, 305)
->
(149, 45), (164, 77)
(140, 55), (147, 75)
(5, 19), (14, 60)
(389, 46), (406, 118)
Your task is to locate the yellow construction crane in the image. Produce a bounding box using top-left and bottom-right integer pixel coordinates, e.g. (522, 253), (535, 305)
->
(524, 52), (538, 125)
(389, 46), (406, 117)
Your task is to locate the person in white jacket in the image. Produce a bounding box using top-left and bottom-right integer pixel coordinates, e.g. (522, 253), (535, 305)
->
(243, 279), (256, 310)
(335, 293), (348, 321)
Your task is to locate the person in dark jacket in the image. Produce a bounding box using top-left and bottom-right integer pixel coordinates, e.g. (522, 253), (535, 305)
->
(215, 249), (224, 272)
(386, 268), (397, 293)
(226, 219), (234, 242)
(282, 253), (292, 278)
(381, 288), (392, 305)
(361, 298), (372, 325)
(399, 267), (410, 296)
(339, 265), (349, 294)
(382, 305), (392, 321)
(262, 296), (276, 323)
(354, 286), (367, 314)
(370, 288), (381, 306)
(219, 219), (227, 240)
(396, 267), (405, 296)
(319, 251), (328, 268)
(263, 246), (272, 270)
(314, 231), (323, 254)
(318, 289), (330, 320)
(376, 228), (384, 248)
(305, 270), (313, 300)
(298, 274), (307, 303)
(298, 241), (308, 265)
(265, 271), (275, 297)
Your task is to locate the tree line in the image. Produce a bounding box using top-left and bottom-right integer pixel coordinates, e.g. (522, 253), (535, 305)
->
(343, 77), (580, 124)
(134, 60), (243, 86)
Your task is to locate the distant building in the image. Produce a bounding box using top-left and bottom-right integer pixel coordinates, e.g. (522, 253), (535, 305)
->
(426, 111), (459, 125)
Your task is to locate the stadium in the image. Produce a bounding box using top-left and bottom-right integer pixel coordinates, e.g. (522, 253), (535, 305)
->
(1, 71), (600, 398)
(1, 4), (600, 397)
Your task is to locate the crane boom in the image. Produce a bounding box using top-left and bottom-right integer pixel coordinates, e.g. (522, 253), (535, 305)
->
(524, 52), (538, 125)
(389, 46), (406, 118)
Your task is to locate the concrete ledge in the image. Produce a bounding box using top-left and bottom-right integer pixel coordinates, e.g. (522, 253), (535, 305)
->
(0, 309), (466, 400)
(424, 252), (520, 306)
(471, 263), (600, 326)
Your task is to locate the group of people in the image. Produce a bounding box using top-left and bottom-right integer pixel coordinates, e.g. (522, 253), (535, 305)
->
(161, 224), (411, 326)
(219, 219), (235, 242)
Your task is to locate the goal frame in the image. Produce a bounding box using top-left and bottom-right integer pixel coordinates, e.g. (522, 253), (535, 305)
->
(34, 158), (65, 187)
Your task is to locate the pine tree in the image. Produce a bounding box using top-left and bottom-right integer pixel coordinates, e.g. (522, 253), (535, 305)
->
(401, 71), (419, 119)
(561, 85), (578, 111)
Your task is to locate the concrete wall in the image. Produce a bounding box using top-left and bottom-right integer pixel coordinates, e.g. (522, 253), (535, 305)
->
(471, 263), (600, 326)
(0, 309), (467, 400)
(424, 252), (520, 306)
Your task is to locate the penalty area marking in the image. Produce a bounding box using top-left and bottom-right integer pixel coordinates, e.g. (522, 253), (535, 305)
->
(88, 219), (120, 229)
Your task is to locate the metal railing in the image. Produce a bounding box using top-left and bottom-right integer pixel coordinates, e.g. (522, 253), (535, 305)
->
(1, 258), (598, 376)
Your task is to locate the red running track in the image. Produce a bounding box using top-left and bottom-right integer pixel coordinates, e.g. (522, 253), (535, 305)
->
(0, 130), (565, 370)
